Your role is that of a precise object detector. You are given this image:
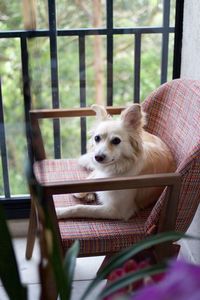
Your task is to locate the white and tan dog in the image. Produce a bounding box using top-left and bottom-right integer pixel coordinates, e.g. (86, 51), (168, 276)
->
(56, 104), (175, 220)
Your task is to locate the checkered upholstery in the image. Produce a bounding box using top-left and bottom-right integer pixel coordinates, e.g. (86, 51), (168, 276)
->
(34, 159), (151, 255)
(57, 195), (150, 256)
(142, 79), (200, 233)
(34, 79), (200, 255)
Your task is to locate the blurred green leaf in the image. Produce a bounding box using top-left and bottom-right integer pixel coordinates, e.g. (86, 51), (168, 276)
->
(0, 203), (27, 300)
(38, 185), (79, 299)
(64, 240), (80, 299)
(38, 188), (70, 300)
(49, 230), (79, 300)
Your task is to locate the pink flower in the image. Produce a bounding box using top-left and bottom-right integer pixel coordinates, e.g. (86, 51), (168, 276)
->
(105, 259), (151, 300)
(133, 260), (200, 300)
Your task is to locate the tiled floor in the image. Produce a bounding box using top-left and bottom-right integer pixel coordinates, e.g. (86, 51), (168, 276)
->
(0, 238), (106, 300)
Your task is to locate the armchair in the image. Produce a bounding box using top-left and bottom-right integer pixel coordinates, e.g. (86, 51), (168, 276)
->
(26, 79), (200, 264)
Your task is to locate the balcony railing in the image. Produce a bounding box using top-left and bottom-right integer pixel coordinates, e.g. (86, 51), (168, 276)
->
(0, 0), (184, 218)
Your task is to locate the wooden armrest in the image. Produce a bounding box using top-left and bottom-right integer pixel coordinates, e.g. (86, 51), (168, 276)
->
(41, 172), (181, 239)
(40, 172), (181, 194)
(30, 106), (125, 119)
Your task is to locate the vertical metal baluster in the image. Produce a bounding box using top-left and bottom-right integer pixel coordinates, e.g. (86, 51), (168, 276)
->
(0, 79), (11, 198)
(79, 35), (87, 154)
(21, 37), (33, 165)
(106, 0), (113, 106)
(134, 33), (141, 103)
(161, 0), (171, 84)
(48, 0), (61, 158)
(173, 0), (184, 79)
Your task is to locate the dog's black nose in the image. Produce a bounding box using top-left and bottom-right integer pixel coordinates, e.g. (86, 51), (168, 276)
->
(95, 154), (106, 162)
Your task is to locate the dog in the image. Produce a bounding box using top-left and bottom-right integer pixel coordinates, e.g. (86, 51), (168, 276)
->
(56, 104), (175, 221)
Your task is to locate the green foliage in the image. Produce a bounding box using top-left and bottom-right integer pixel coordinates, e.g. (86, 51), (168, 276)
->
(0, 160), (3, 195)
(0, 203), (27, 299)
(0, 1), (23, 30)
(113, 0), (163, 27)
(64, 240), (80, 299)
(45, 204), (79, 300)
(26, 163), (81, 299)
(0, 0), (175, 196)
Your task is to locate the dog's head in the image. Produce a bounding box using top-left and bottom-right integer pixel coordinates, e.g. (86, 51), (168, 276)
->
(89, 104), (145, 172)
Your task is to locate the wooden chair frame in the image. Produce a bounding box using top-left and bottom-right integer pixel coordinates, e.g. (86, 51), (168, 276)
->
(26, 107), (182, 262)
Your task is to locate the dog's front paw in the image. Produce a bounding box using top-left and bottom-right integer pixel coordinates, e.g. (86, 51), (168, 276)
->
(73, 192), (96, 203)
(78, 153), (94, 170)
(73, 192), (87, 199)
(85, 193), (96, 202)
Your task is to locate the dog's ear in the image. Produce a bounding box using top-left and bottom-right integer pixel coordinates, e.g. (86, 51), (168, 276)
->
(121, 104), (143, 128)
(91, 104), (111, 121)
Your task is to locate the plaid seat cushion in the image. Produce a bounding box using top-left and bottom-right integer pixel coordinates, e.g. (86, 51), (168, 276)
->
(34, 159), (152, 256)
(34, 158), (88, 184)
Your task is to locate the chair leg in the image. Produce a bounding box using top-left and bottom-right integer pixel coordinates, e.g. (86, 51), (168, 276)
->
(26, 201), (37, 260)
(154, 242), (180, 262)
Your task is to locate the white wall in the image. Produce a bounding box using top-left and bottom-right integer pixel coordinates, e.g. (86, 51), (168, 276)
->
(181, 0), (200, 79)
(179, 0), (200, 263)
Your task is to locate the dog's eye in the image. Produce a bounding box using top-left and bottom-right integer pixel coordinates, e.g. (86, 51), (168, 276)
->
(94, 135), (101, 143)
(111, 137), (121, 145)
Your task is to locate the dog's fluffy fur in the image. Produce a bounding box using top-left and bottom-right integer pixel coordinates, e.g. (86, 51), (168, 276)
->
(56, 104), (175, 220)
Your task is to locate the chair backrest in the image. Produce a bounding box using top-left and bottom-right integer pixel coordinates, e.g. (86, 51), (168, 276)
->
(142, 79), (200, 233)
